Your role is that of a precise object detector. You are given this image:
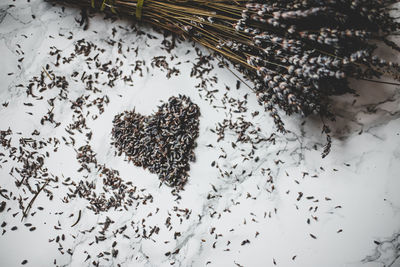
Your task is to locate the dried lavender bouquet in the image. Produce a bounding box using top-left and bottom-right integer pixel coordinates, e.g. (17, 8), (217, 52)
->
(53, 0), (400, 133)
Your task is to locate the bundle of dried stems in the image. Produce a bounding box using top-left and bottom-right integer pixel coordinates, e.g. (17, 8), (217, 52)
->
(53, 0), (400, 135)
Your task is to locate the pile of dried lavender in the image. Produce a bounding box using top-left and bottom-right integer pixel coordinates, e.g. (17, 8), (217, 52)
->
(232, 0), (400, 131)
(111, 95), (200, 188)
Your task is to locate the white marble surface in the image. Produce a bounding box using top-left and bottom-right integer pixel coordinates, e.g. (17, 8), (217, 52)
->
(0, 1), (400, 266)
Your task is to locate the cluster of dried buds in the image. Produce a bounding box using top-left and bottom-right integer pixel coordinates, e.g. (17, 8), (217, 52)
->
(226, 0), (400, 130)
(111, 95), (200, 188)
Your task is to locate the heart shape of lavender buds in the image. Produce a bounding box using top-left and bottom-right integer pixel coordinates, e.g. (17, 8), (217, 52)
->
(111, 95), (200, 188)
